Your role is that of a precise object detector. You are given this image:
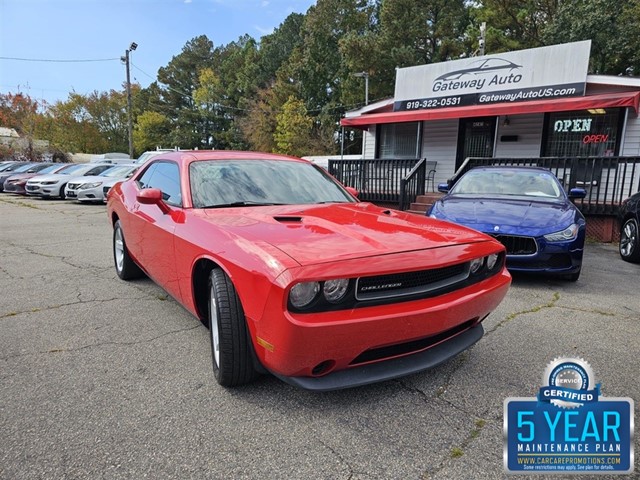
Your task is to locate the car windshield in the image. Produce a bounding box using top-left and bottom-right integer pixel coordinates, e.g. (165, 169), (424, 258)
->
(12, 163), (35, 173)
(0, 163), (21, 172)
(99, 165), (136, 177)
(451, 169), (563, 199)
(59, 164), (87, 175)
(190, 159), (355, 208)
(39, 164), (65, 174)
(26, 163), (54, 173)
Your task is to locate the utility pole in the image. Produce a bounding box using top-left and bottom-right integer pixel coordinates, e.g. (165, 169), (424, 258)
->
(479, 22), (486, 56)
(122, 42), (137, 159)
(353, 71), (369, 105)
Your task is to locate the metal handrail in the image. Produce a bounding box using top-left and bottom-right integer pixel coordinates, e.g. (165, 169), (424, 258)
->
(400, 158), (427, 210)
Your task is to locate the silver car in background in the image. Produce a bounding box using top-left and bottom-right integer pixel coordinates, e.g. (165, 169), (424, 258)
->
(66, 164), (139, 202)
(26, 163), (113, 199)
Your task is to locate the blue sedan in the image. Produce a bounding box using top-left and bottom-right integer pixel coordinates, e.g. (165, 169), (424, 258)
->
(428, 166), (586, 281)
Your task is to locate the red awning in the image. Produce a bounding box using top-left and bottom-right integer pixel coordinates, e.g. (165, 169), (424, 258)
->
(340, 91), (640, 128)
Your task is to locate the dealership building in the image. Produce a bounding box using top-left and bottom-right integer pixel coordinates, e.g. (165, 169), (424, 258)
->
(336, 40), (640, 239)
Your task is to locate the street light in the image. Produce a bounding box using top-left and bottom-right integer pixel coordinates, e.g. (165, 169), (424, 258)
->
(121, 42), (137, 159)
(353, 71), (369, 106)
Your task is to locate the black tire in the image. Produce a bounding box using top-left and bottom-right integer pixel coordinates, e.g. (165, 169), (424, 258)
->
(113, 220), (143, 280)
(619, 218), (640, 263)
(208, 268), (258, 387)
(59, 184), (67, 199)
(564, 269), (581, 282)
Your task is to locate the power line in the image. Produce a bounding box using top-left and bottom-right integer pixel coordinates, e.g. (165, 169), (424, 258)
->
(0, 56), (120, 63)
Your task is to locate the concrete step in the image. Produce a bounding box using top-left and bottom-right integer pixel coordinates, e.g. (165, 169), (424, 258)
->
(415, 193), (443, 204)
(407, 192), (442, 216)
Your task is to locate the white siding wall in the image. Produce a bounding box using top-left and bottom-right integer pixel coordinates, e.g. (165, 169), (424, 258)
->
(421, 119), (459, 185)
(363, 126), (376, 159)
(622, 111), (640, 156)
(620, 111), (640, 196)
(494, 113), (544, 158)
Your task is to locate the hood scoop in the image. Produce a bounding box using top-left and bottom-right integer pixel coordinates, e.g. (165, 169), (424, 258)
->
(274, 215), (303, 223)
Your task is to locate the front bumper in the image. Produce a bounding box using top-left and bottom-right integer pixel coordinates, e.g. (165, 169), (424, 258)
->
(273, 324), (484, 391)
(77, 187), (104, 202)
(504, 237), (584, 275)
(3, 183), (26, 194)
(251, 267), (510, 389)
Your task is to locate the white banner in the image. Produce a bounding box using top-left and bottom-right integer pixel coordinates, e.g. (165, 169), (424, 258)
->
(394, 41), (591, 112)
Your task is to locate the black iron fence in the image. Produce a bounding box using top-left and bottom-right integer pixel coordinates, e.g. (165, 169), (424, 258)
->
(328, 158), (419, 203)
(455, 157), (640, 215)
(329, 156), (640, 215)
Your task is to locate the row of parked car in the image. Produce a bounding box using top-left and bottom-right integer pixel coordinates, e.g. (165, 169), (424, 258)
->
(0, 160), (139, 203)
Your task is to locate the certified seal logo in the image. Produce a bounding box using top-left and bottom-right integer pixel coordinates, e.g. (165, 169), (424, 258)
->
(504, 356), (634, 474)
(539, 357), (599, 408)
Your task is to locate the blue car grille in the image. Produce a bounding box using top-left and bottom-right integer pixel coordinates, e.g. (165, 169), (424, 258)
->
(508, 254), (572, 269)
(492, 235), (537, 255)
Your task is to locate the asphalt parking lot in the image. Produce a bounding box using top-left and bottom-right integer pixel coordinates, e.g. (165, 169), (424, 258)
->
(1, 195), (639, 479)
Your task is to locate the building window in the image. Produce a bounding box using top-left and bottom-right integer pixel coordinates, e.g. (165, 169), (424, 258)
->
(376, 122), (421, 158)
(542, 108), (624, 157)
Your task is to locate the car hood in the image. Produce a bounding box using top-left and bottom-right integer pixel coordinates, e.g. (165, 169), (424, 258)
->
(4, 172), (37, 181)
(26, 173), (69, 183)
(200, 202), (491, 265)
(433, 196), (577, 233)
(67, 174), (108, 184)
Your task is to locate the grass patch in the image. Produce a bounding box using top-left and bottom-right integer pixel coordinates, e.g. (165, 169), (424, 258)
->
(450, 447), (464, 458)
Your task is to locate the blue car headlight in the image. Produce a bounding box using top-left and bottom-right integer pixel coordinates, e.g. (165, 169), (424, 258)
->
(544, 224), (579, 242)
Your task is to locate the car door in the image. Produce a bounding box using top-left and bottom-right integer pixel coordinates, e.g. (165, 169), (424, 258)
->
(127, 161), (183, 300)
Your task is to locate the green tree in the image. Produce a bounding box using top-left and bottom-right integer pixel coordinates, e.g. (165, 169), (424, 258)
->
(256, 13), (305, 88)
(133, 111), (171, 153)
(156, 35), (216, 148)
(473, 0), (558, 54)
(274, 96), (314, 156)
(544, 0), (639, 75)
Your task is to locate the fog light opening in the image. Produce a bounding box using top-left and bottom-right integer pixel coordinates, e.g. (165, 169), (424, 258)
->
(311, 360), (336, 376)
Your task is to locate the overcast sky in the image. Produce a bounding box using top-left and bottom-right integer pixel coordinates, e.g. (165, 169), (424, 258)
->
(0, 0), (316, 106)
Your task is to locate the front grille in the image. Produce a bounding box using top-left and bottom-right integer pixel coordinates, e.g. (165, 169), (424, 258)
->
(355, 263), (469, 301)
(508, 254), (572, 269)
(492, 234), (537, 255)
(68, 183), (81, 189)
(350, 319), (477, 365)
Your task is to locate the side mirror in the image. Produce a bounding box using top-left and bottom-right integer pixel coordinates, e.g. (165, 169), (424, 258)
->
(437, 183), (450, 193)
(345, 186), (359, 198)
(137, 188), (171, 214)
(568, 188), (587, 199)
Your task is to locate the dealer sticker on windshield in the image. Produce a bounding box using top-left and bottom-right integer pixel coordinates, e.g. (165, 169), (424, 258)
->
(504, 357), (634, 474)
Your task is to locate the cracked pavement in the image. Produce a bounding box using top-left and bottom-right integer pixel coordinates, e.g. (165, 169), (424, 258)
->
(1, 196), (639, 479)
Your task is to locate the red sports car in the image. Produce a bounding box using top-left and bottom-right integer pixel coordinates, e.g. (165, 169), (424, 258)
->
(107, 151), (511, 391)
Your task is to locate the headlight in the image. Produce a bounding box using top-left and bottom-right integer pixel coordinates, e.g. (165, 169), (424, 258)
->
(323, 279), (349, 303)
(41, 181), (58, 185)
(469, 257), (484, 274)
(289, 282), (320, 308)
(80, 182), (102, 189)
(486, 253), (499, 270)
(544, 224), (579, 242)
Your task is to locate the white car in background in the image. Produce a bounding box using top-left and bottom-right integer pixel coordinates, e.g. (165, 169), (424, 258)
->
(134, 148), (177, 164)
(101, 178), (123, 203)
(66, 164), (139, 202)
(26, 163), (113, 199)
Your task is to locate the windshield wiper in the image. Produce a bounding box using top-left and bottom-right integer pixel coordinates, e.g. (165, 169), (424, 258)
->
(202, 201), (286, 208)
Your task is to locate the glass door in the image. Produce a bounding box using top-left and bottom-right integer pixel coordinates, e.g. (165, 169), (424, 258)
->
(456, 117), (497, 170)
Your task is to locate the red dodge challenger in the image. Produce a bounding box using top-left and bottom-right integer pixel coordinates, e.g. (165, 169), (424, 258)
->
(107, 151), (511, 391)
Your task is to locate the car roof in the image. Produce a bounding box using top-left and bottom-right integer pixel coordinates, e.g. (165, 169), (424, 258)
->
(468, 165), (553, 174)
(150, 150), (306, 164)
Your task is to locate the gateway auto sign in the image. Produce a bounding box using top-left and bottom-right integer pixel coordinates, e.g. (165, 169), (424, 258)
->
(393, 40), (591, 112)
